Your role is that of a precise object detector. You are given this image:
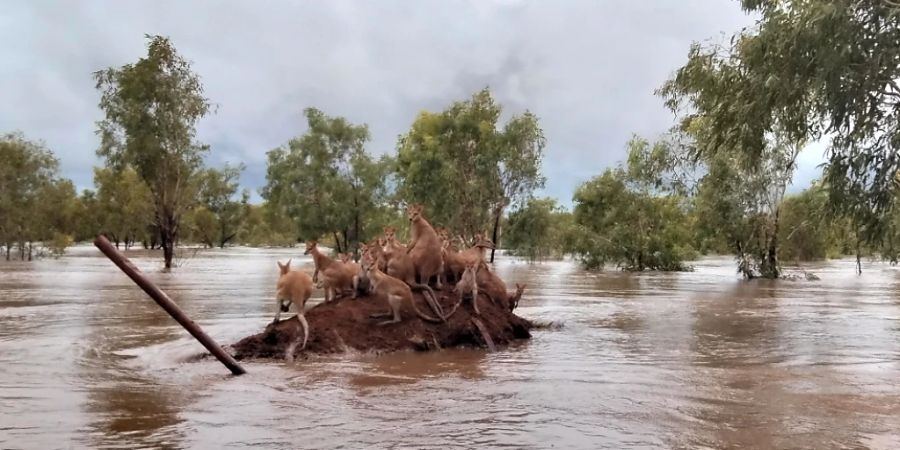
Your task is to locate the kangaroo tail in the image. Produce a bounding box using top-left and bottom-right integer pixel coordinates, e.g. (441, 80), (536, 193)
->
(409, 293), (444, 323)
(408, 283), (445, 320)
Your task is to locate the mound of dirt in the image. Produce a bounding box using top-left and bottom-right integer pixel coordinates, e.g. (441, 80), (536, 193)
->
(231, 286), (532, 360)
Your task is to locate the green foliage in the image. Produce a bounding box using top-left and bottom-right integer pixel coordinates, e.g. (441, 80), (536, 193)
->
(262, 108), (394, 255)
(396, 88), (545, 242)
(92, 166), (154, 248)
(94, 34), (212, 268)
(659, 0), (900, 256)
(47, 232), (74, 258)
(504, 198), (571, 262)
(776, 183), (859, 263)
(188, 164), (249, 248)
(0, 132), (79, 260)
(571, 138), (696, 271)
(236, 203), (296, 247)
(678, 132), (800, 278)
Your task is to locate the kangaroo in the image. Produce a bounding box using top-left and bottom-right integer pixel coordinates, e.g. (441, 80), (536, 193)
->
(405, 204), (445, 290)
(441, 261), (497, 318)
(508, 283), (526, 312)
(457, 261), (481, 314)
(274, 259), (313, 354)
(382, 236), (445, 319)
(441, 238), (465, 285)
(446, 234), (495, 285)
(363, 256), (444, 326)
(304, 240), (353, 302)
(475, 260), (511, 310)
(339, 252), (362, 287)
(383, 226), (407, 252)
(352, 242), (377, 298)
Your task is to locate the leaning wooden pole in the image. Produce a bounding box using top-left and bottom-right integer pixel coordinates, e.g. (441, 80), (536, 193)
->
(93, 235), (246, 376)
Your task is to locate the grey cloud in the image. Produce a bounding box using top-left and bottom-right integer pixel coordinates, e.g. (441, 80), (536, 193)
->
(1, 0), (771, 205)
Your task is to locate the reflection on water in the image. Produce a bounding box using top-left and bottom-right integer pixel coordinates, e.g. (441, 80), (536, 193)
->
(2, 248), (900, 448)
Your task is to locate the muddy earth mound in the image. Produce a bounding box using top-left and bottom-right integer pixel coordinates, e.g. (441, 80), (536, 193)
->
(232, 287), (532, 360)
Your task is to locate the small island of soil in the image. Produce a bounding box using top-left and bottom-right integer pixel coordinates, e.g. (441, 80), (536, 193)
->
(232, 286), (532, 360)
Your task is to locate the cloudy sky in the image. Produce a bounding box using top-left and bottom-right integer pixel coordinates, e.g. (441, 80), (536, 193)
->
(1, 1), (824, 204)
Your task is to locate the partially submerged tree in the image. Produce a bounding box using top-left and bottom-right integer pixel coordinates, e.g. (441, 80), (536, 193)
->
(659, 0), (900, 272)
(571, 137), (696, 271)
(396, 88), (545, 249)
(504, 197), (570, 262)
(94, 34), (212, 268)
(92, 166), (154, 249)
(0, 132), (78, 260)
(190, 164), (249, 248)
(263, 108), (393, 255)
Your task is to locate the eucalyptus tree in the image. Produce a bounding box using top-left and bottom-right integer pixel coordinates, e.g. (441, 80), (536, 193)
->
(396, 88), (545, 257)
(263, 108), (393, 255)
(659, 0), (900, 271)
(94, 35), (212, 268)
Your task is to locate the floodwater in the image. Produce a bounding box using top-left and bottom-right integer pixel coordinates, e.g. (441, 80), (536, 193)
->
(2, 247), (900, 449)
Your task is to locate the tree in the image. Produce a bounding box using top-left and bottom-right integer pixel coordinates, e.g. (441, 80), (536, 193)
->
(263, 108), (393, 256)
(659, 0), (900, 264)
(92, 166), (154, 249)
(777, 183), (857, 263)
(94, 35), (212, 269)
(504, 197), (570, 262)
(488, 110), (546, 262)
(190, 164), (249, 248)
(570, 137), (696, 271)
(236, 203), (296, 247)
(396, 88), (545, 247)
(0, 132), (76, 260)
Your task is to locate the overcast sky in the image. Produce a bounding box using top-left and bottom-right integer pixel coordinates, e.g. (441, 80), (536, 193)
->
(0, 1), (824, 205)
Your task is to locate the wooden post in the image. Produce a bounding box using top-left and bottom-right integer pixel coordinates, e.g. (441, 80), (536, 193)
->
(93, 235), (246, 376)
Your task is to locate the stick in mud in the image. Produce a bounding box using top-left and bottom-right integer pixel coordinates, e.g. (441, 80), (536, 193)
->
(93, 235), (247, 376)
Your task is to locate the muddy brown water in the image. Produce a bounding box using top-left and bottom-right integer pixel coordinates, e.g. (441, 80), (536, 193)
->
(2, 247), (900, 449)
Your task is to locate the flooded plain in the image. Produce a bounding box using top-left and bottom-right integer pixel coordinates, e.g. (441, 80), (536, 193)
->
(2, 246), (900, 449)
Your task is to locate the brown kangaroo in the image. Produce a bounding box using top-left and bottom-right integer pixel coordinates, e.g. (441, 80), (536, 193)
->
(363, 255), (444, 326)
(446, 233), (495, 286)
(304, 240), (353, 302)
(382, 236), (445, 319)
(274, 259), (313, 355)
(405, 204), (444, 290)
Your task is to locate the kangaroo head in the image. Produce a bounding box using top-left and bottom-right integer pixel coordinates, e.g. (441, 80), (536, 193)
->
(339, 253), (352, 263)
(407, 204), (424, 222)
(475, 236), (495, 250)
(303, 240), (317, 255)
(276, 258), (292, 275)
(515, 283), (526, 295)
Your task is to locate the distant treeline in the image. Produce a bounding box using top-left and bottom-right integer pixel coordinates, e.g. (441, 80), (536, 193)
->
(4, 0), (900, 281)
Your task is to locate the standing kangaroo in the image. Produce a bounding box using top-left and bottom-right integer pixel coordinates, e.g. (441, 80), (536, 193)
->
(405, 204), (445, 290)
(274, 259), (313, 355)
(363, 254), (444, 326)
(382, 235), (445, 319)
(447, 233), (495, 285)
(304, 240), (353, 302)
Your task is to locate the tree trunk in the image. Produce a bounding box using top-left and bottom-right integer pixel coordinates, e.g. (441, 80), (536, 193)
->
(763, 208), (780, 279)
(159, 211), (177, 269)
(856, 239), (862, 276)
(5, 242), (10, 261)
(489, 205), (502, 263)
(27, 242), (32, 261)
(353, 209), (360, 260)
(219, 233), (236, 249)
(332, 232), (343, 254)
